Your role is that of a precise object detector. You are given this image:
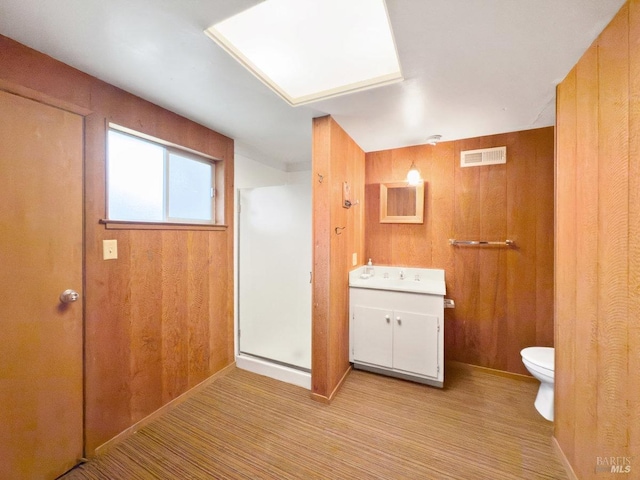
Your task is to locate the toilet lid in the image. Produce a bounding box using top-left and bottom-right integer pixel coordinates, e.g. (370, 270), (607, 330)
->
(521, 347), (554, 370)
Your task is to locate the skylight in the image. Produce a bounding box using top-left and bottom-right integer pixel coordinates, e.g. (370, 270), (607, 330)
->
(205, 0), (403, 106)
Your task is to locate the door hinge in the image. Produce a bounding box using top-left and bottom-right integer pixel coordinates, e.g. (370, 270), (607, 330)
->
(211, 187), (216, 198)
(437, 365), (440, 373)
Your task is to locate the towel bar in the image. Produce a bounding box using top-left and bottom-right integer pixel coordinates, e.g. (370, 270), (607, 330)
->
(449, 239), (515, 247)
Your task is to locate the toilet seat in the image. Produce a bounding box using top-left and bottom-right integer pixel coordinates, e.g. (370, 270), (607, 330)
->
(520, 346), (555, 421)
(521, 347), (553, 369)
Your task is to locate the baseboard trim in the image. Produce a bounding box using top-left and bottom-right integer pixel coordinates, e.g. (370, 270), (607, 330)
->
(447, 360), (537, 383)
(310, 391), (331, 404)
(93, 362), (236, 456)
(310, 366), (352, 404)
(552, 436), (578, 480)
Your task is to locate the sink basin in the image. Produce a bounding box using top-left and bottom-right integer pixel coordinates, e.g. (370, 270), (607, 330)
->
(349, 265), (445, 295)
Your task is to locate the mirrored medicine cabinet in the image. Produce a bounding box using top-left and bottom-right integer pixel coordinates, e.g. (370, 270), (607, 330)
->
(379, 181), (425, 224)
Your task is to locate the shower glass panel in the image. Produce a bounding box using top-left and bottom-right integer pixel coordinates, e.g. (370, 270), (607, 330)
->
(238, 184), (311, 370)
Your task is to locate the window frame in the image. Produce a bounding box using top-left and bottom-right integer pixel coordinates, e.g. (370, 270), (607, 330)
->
(103, 123), (225, 230)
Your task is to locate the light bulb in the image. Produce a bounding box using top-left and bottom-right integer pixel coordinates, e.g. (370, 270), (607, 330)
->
(407, 162), (421, 185)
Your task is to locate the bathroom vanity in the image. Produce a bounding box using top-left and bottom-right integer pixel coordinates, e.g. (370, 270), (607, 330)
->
(349, 266), (446, 387)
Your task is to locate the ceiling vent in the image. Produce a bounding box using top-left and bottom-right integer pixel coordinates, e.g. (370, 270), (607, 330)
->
(460, 146), (506, 168)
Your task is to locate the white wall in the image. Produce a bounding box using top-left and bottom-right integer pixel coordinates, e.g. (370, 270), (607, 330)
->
(233, 152), (311, 362)
(235, 153), (289, 189)
(235, 153), (311, 189)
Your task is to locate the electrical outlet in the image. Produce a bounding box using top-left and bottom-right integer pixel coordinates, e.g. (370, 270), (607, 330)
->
(352, 252), (357, 266)
(103, 239), (118, 260)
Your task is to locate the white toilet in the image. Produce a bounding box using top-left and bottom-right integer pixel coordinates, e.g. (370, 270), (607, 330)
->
(520, 347), (555, 421)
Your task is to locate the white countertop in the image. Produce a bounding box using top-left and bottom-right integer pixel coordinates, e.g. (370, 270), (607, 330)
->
(349, 265), (446, 295)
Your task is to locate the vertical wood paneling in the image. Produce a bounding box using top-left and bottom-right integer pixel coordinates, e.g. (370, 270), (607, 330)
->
(89, 92), (234, 453)
(161, 232), (189, 403)
(129, 230), (163, 421)
(365, 129), (554, 375)
(311, 117), (331, 397)
(454, 145), (482, 237)
(573, 44), (600, 473)
(596, 4), (629, 463)
(187, 231), (210, 386)
(208, 230), (232, 373)
(328, 116), (365, 395)
(311, 116), (365, 401)
(534, 128), (555, 347)
(347, 139), (366, 266)
(83, 114), (134, 446)
(391, 147), (431, 265)
(0, 36), (235, 454)
(555, 67), (578, 464)
(429, 142), (456, 357)
(454, 139), (488, 368)
(629, 0), (640, 459)
(506, 131), (537, 373)
(328, 124), (349, 391)
(477, 154), (508, 370)
(555, 2), (639, 477)
(363, 151), (393, 265)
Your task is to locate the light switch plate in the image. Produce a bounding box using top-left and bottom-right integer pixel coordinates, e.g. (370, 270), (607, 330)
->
(103, 239), (118, 260)
(352, 252), (357, 266)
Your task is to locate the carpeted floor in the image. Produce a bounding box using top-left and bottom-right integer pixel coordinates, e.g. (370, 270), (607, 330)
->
(62, 366), (567, 479)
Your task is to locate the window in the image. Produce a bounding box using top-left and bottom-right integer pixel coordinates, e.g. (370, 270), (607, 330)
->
(107, 126), (217, 225)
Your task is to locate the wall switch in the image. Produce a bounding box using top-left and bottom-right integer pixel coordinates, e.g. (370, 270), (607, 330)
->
(352, 253), (357, 266)
(103, 239), (118, 260)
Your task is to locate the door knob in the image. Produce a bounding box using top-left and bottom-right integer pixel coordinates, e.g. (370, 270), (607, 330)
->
(396, 316), (402, 325)
(60, 289), (79, 304)
(385, 315), (390, 323)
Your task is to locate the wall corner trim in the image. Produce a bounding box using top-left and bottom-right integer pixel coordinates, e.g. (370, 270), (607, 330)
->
(552, 436), (579, 480)
(310, 366), (352, 404)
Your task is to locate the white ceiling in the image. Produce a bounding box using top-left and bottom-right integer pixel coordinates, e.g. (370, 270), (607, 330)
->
(0, 0), (626, 170)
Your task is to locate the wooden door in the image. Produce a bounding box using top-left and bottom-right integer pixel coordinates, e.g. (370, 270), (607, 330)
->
(0, 90), (83, 479)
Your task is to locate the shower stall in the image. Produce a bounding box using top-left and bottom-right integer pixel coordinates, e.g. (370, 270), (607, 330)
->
(237, 183), (311, 388)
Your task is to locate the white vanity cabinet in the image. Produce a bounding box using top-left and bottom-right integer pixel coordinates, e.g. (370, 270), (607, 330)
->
(349, 266), (445, 387)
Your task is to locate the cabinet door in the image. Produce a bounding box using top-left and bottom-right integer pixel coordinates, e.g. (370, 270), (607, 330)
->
(352, 306), (393, 368)
(393, 311), (439, 377)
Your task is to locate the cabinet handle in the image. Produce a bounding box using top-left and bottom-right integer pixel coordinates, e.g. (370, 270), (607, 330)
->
(385, 315), (390, 323)
(396, 316), (401, 325)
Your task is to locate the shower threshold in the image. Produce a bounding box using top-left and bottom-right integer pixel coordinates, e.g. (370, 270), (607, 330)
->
(236, 353), (311, 390)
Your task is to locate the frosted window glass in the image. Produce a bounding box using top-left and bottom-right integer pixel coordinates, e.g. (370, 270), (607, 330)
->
(168, 153), (213, 221)
(108, 131), (164, 221)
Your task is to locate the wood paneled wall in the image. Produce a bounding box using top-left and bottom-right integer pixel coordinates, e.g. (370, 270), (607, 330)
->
(312, 116), (365, 401)
(365, 128), (554, 375)
(555, 1), (639, 477)
(0, 36), (235, 454)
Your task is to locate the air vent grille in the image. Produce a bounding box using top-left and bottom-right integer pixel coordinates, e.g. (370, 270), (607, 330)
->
(460, 146), (506, 167)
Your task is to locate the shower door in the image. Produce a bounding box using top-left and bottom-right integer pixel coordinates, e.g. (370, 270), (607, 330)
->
(238, 184), (311, 370)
